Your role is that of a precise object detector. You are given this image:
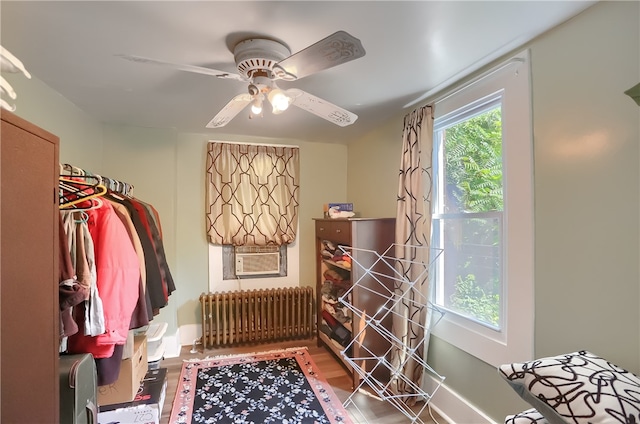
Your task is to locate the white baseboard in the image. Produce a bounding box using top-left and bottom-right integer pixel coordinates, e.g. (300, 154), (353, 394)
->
(162, 328), (182, 359)
(427, 375), (497, 424)
(178, 323), (202, 346)
(163, 324), (202, 358)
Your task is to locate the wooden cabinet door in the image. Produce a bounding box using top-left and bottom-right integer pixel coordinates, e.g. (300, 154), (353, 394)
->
(1, 111), (59, 423)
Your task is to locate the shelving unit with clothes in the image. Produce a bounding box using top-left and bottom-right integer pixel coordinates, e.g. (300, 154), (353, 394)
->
(314, 217), (395, 389)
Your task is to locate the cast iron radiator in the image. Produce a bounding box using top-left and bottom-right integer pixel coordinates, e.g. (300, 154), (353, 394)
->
(199, 287), (315, 348)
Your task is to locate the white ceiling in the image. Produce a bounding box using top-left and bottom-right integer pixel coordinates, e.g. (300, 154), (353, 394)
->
(0, 1), (596, 143)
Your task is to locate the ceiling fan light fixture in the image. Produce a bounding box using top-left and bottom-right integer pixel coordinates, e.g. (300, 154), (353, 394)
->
(134, 31), (366, 128)
(268, 88), (292, 114)
(250, 94), (264, 115)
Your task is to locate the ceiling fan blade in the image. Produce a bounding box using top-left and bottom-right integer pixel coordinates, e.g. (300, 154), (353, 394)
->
(206, 94), (252, 128)
(273, 31), (365, 80)
(287, 89), (358, 127)
(117, 54), (245, 82)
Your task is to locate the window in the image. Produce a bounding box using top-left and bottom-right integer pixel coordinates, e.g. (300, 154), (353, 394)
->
(433, 97), (503, 328)
(205, 141), (300, 292)
(205, 141), (300, 246)
(430, 50), (534, 367)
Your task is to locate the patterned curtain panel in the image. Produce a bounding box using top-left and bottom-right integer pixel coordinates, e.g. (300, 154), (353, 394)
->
(390, 105), (434, 405)
(205, 142), (300, 246)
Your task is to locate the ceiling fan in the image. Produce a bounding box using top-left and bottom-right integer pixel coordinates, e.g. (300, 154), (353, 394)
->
(118, 31), (365, 128)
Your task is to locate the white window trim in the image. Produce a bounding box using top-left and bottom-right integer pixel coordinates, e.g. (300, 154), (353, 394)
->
(430, 50), (534, 367)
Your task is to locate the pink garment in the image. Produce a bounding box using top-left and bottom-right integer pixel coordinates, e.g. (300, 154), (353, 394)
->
(67, 200), (140, 358)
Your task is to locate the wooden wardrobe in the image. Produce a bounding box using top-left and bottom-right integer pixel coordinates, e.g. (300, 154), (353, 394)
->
(1, 110), (60, 422)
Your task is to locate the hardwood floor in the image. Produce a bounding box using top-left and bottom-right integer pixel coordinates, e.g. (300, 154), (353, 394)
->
(158, 338), (444, 423)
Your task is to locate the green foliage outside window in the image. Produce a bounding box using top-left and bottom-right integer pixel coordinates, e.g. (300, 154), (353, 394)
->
(450, 274), (500, 325)
(444, 108), (503, 213)
(443, 107), (502, 326)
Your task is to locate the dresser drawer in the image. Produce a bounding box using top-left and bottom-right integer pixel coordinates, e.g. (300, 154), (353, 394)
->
(330, 221), (351, 245)
(315, 220), (351, 245)
(315, 220), (332, 238)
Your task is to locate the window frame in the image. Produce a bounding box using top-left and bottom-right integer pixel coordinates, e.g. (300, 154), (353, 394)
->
(432, 93), (504, 329)
(430, 50), (534, 367)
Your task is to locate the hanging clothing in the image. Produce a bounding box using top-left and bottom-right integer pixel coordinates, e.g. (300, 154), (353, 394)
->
(94, 343), (124, 386)
(57, 167), (176, 385)
(108, 199), (146, 288)
(61, 210), (106, 337)
(67, 200), (140, 358)
(107, 198), (152, 327)
(131, 198), (175, 298)
(107, 194), (171, 312)
(58, 215), (86, 339)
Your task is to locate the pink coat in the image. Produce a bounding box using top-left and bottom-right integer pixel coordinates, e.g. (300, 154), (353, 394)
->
(68, 200), (140, 358)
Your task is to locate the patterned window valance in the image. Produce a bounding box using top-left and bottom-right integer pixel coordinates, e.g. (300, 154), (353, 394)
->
(205, 142), (300, 246)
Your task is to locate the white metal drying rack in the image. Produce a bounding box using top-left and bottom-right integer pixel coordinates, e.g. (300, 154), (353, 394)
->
(337, 243), (446, 424)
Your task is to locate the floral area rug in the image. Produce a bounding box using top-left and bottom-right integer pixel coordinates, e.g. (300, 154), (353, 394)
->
(169, 347), (353, 424)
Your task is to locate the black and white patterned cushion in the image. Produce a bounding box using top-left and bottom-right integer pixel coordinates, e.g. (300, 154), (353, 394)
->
(498, 351), (640, 424)
(505, 408), (549, 424)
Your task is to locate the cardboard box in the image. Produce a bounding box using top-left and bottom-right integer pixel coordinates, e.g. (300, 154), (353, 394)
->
(323, 203), (354, 218)
(324, 203), (354, 212)
(98, 368), (167, 424)
(98, 334), (148, 406)
(122, 329), (135, 360)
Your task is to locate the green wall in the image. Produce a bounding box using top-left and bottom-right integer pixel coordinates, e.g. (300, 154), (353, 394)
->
(165, 132), (348, 338)
(3, 73), (103, 170)
(4, 69), (348, 346)
(346, 1), (640, 421)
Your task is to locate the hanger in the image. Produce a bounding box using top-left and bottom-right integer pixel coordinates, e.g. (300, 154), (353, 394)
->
(60, 197), (103, 212)
(103, 176), (134, 198)
(61, 163), (89, 178)
(59, 177), (107, 209)
(60, 190), (106, 210)
(59, 173), (101, 185)
(59, 164), (134, 198)
(74, 210), (90, 223)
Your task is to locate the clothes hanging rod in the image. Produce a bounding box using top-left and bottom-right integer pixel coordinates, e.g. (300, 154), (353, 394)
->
(59, 163), (134, 196)
(60, 163), (129, 184)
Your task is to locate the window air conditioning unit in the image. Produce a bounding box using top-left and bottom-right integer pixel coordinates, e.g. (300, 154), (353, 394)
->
(235, 246), (280, 276)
